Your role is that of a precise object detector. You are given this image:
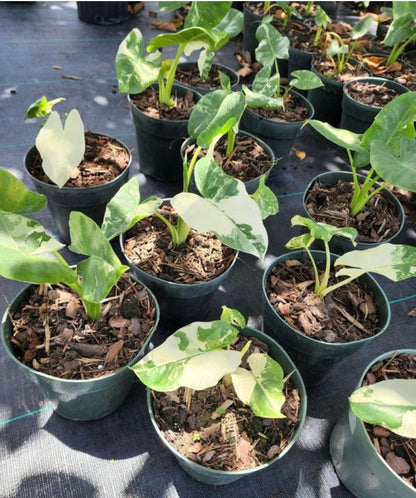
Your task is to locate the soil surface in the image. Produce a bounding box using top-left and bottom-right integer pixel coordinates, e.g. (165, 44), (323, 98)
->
(184, 134), (274, 183)
(345, 80), (403, 107)
(175, 63), (238, 91)
(305, 179), (402, 243)
(27, 131), (130, 188)
(123, 204), (236, 284)
(151, 335), (302, 471)
(250, 91), (310, 122)
(129, 86), (197, 120)
(362, 352), (416, 489)
(265, 258), (381, 343)
(8, 274), (158, 379)
(312, 55), (371, 82)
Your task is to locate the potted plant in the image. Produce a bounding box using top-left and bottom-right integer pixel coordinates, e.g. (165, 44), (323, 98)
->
(262, 214), (416, 386)
(102, 145), (278, 325)
(305, 91), (416, 250)
(131, 306), (307, 485)
(24, 97), (131, 244)
(240, 15), (323, 172)
(115, 17), (230, 181)
(0, 168), (159, 420)
(307, 15), (373, 125)
(160, 1), (243, 94)
(340, 76), (409, 133)
(183, 73), (277, 193)
(330, 349), (416, 497)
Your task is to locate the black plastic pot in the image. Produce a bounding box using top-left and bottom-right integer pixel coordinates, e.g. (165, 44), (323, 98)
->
(330, 349), (416, 498)
(128, 84), (201, 182)
(24, 134), (131, 244)
(241, 89), (314, 174)
(303, 171), (405, 253)
(341, 77), (409, 133)
(180, 130), (276, 195)
(77, 2), (128, 25)
(1, 276), (159, 421)
(146, 325), (307, 485)
(262, 250), (391, 387)
(175, 62), (239, 95)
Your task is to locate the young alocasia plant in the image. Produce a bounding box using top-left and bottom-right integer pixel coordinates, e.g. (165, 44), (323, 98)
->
(242, 16), (323, 108)
(307, 91), (416, 216)
(159, 1), (243, 79)
(132, 306), (286, 418)
(287, 215), (416, 297)
(115, 24), (228, 107)
(24, 95), (65, 120)
(0, 168), (130, 320)
(349, 379), (416, 438)
(35, 108), (85, 188)
(102, 154), (277, 260)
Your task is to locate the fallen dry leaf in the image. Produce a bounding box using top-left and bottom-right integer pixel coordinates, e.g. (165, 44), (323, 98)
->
(292, 147), (306, 160)
(105, 340), (124, 364)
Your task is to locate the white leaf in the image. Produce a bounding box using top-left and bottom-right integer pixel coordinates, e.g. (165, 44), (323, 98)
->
(35, 109), (85, 188)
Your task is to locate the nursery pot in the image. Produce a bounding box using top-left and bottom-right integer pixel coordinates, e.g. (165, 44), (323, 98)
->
(262, 250), (391, 387)
(307, 58), (371, 126)
(241, 89), (314, 175)
(24, 135), (131, 244)
(1, 277), (160, 421)
(120, 207), (239, 327)
(303, 171), (405, 253)
(146, 325), (307, 485)
(175, 62), (239, 95)
(330, 349), (416, 498)
(128, 84), (201, 182)
(77, 2), (129, 25)
(180, 130), (276, 195)
(340, 77), (409, 133)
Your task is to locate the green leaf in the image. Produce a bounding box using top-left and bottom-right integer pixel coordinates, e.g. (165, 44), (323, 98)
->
(214, 7), (243, 38)
(349, 379), (416, 438)
(307, 119), (368, 157)
(255, 17), (290, 67)
(370, 138), (416, 192)
(184, 1), (232, 29)
(115, 28), (161, 94)
(335, 243), (416, 281)
(0, 169), (46, 214)
(220, 306), (246, 328)
(35, 109), (85, 188)
(243, 84), (283, 109)
(173, 158), (269, 259)
(360, 92), (416, 164)
(158, 1), (188, 11)
(131, 320), (241, 391)
(69, 212), (128, 304)
(147, 27), (226, 56)
(250, 175), (279, 219)
(285, 232), (314, 250)
(188, 90), (245, 147)
(350, 15), (373, 40)
(0, 213), (74, 285)
(290, 215), (357, 244)
(251, 66), (279, 97)
(289, 70), (323, 91)
(101, 177), (162, 240)
(24, 96), (65, 119)
(231, 353), (286, 418)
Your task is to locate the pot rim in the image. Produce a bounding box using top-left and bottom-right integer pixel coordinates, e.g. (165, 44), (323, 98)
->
(1, 274), (160, 386)
(262, 248), (391, 347)
(24, 132), (132, 192)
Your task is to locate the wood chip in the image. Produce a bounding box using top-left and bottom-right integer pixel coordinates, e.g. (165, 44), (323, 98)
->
(385, 452), (411, 475)
(105, 340), (124, 364)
